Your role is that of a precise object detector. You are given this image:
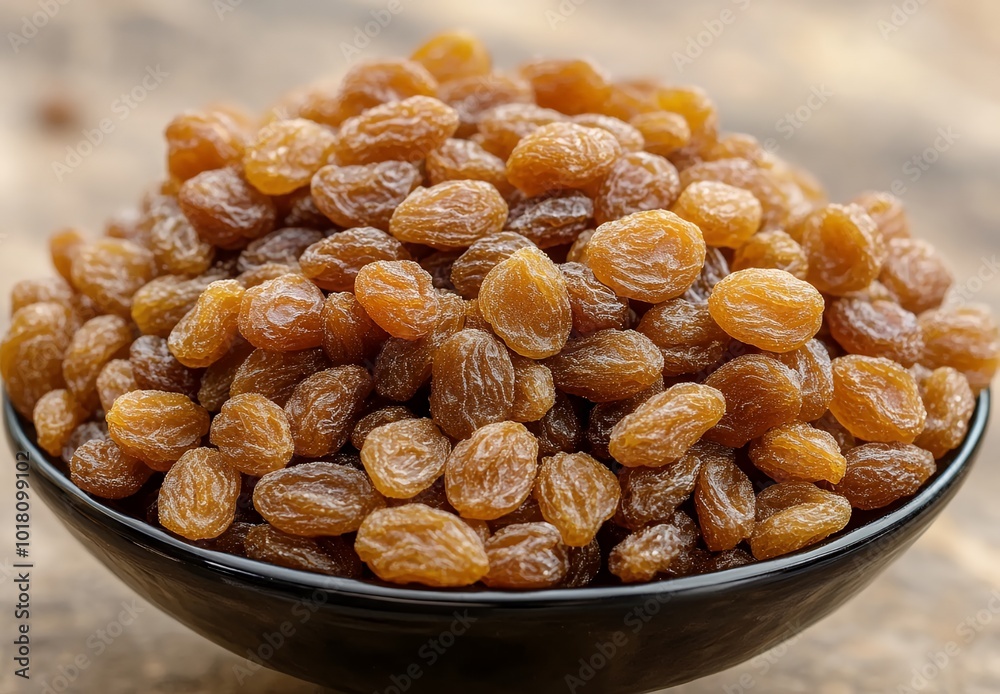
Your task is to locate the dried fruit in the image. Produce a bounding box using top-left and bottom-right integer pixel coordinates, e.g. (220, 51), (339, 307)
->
(229, 347), (328, 407)
(672, 181), (762, 248)
(300, 227), (411, 291)
(33, 389), (87, 457)
(560, 262), (629, 335)
(609, 524), (684, 583)
(919, 305), (1000, 394)
(239, 274), (325, 351)
(311, 161), (421, 230)
(320, 292), (386, 365)
(767, 339), (834, 423)
(450, 232), (536, 299)
(96, 359), (138, 412)
(827, 298), (923, 366)
(1, 302), (76, 417)
(879, 238), (953, 314)
(389, 180), (507, 250)
(801, 204), (886, 295)
(833, 443), (936, 510)
(410, 30), (491, 82)
(534, 452), (619, 546)
(238, 227), (324, 273)
(178, 168), (276, 249)
(594, 151), (681, 225)
(355, 260), (440, 340)
(509, 354), (556, 423)
(545, 329), (664, 402)
(210, 393), (294, 476)
(243, 118), (337, 195)
(168, 279), (244, 368)
(483, 522), (569, 589)
(336, 96), (458, 165)
(70, 239), (157, 317)
(62, 314), (134, 409)
(507, 122), (620, 197)
(750, 483), (852, 560)
(617, 447), (707, 530)
(504, 191), (593, 249)
(915, 367), (976, 459)
(694, 455), (755, 551)
(107, 390), (210, 469)
(749, 422), (847, 484)
(637, 298), (730, 377)
(130, 335), (201, 400)
(70, 438), (151, 499)
(351, 406), (415, 450)
(829, 355), (927, 444)
(158, 448), (241, 540)
(704, 355), (803, 447)
(361, 418), (451, 498)
(245, 524), (363, 577)
(731, 229), (809, 279)
(285, 366), (372, 457)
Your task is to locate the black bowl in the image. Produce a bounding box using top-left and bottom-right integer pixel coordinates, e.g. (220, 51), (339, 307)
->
(4, 392), (991, 694)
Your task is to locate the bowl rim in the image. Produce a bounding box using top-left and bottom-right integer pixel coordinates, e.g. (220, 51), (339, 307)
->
(5, 390), (990, 606)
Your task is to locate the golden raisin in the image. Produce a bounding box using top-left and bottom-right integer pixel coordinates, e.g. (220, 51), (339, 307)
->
(506, 122), (620, 197)
(545, 329), (664, 402)
(827, 298), (923, 367)
(239, 274), (325, 351)
(389, 180), (508, 249)
(534, 452), (619, 546)
(704, 355), (803, 447)
(919, 305), (1000, 393)
(450, 232), (536, 299)
(33, 389), (88, 457)
(731, 229), (809, 280)
(70, 438), (151, 500)
(300, 227), (411, 292)
(915, 367), (976, 459)
(750, 484), (851, 560)
(106, 390), (210, 469)
(830, 355), (927, 444)
(483, 522), (569, 589)
(410, 30), (491, 82)
(879, 238), (953, 314)
(210, 393), (294, 476)
(336, 96), (458, 165)
(833, 443), (936, 510)
(285, 366), (372, 457)
(801, 203), (886, 296)
(694, 455), (755, 552)
(750, 422), (847, 484)
(671, 181), (762, 248)
(354, 260), (440, 340)
(637, 298), (730, 377)
(1, 303), (76, 417)
(609, 524), (684, 583)
(360, 418), (451, 499)
(560, 262), (629, 335)
(158, 448), (241, 540)
(311, 161), (421, 230)
(178, 168), (276, 249)
(243, 118), (337, 195)
(168, 279), (244, 368)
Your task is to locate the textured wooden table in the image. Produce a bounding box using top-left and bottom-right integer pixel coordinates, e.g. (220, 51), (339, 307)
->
(2, 1), (999, 692)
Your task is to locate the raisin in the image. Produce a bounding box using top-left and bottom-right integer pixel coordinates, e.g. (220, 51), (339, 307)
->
(637, 298), (730, 377)
(563, 539), (603, 587)
(571, 113), (645, 152)
(336, 96), (458, 165)
(410, 30), (491, 82)
(167, 279), (244, 368)
(678, 158), (787, 230)
(426, 138), (512, 196)
(62, 314), (133, 409)
(477, 247), (572, 358)
(243, 118), (337, 195)
(731, 229), (809, 279)
(70, 239), (157, 317)
(61, 421), (109, 465)
(631, 111), (692, 156)
(708, 268), (825, 353)
(439, 75), (535, 140)
(311, 161), (421, 230)
(851, 191), (910, 241)
(389, 181), (507, 250)
(830, 355), (927, 444)
(158, 448), (241, 540)
(879, 239), (955, 314)
(525, 392), (584, 457)
(210, 393), (295, 476)
(586, 380), (664, 461)
(196, 339), (253, 411)
(131, 273), (222, 338)
(274, 189), (332, 230)
(450, 232), (536, 299)
(178, 168), (276, 249)
(768, 339), (834, 422)
(750, 484), (851, 560)
(1, 303), (76, 417)
(483, 522), (569, 589)
(70, 438), (151, 499)
(704, 355), (803, 447)
(237, 227), (324, 273)
(49, 228), (86, 283)
(11, 277), (76, 314)
(749, 422), (847, 484)
(915, 367), (976, 459)
(355, 504), (489, 587)
(351, 406), (416, 450)
(827, 298), (923, 367)
(534, 452), (619, 546)
(833, 443), (936, 510)
(328, 59), (439, 123)
(33, 389), (88, 457)
(588, 210), (706, 303)
(96, 359), (137, 413)
(560, 262), (629, 335)
(593, 152), (681, 225)
(683, 246), (731, 304)
(320, 292), (386, 365)
(141, 195), (216, 276)
(672, 181), (762, 248)
(801, 203), (886, 296)
(609, 383), (727, 468)
(355, 260), (440, 340)
(506, 122), (620, 197)
(609, 524), (684, 583)
(519, 58), (611, 116)
(694, 455), (755, 551)
(509, 354), (556, 423)
(245, 524), (363, 577)
(544, 329), (664, 402)
(253, 461), (384, 536)
(430, 329), (515, 439)
(285, 366), (372, 457)
(504, 191), (594, 249)
(300, 228), (410, 292)
(130, 335), (201, 400)
(165, 110), (246, 181)
(617, 447), (707, 530)
(229, 347), (328, 407)
(107, 390), (210, 469)
(919, 305), (1000, 393)
(445, 421), (539, 520)
(239, 274), (325, 351)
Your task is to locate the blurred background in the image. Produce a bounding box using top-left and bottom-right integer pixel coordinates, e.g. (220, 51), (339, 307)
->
(1, 0), (999, 692)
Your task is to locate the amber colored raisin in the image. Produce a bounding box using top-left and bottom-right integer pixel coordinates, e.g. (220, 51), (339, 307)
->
(355, 504), (489, 587)
(299, 228), (409, 292)
(750, 484), (852, 560)
(848, 190), (907, 240)
(708, 269), (825, 353)
(96, 359), (137, 412)
(131, 273), (223, 338)
(354, 260), (440, 340)
(683, 246), (731, 304)
(70, 239), (157, 317)
(49, 228), (86, 283)
(196, 339), (253, 411)
(919, 305), (1000, 394)
(608, 524), (684, 583)
(426, 138), (511, 195)
(477, 247), (572, 359)
(768, 339), (834, 422)
(672, 181), (762, 248)
(833, 443), (936, 510)
(534, 452), (619, 546)
(285, 366), (372, 457)
(358, 418), (450, 499)
(679, 157), (789, 229)
(1, 303), (76, 417)
(62, 314), (133, 409)
(749, 422), (847, 484)
(830, 355), (927, 444)
(429, 329), (515, 439)
(311, 161), (421, 230)
(637, 298), (731, 377)
(450, 232), (536, 299)
(178, 168), (276, 249)
(915, 367), (976, 459)
(704, 355), (803, 447)
(506, 122), (620, 197)
(411, 30), (491, 82)
(526, 392), (584, 457)
(483, 522), (569, 589)
(588, 210), (706, 303)
(694, 455), (755, 551)
(560, 262), (629, 335)
(238, 274), (325, 351)
(351, 406), (416, 450)
(571, 113), (644, 153)
(165, 110), (246, 181)
(445, 421), (539, 521)
(617, 446), (709, 530)
(246, 524), (363, 577)
(828, 298), (923, 367)
(731, 229), (809, 280)
(141, 194), (216, 276)
(631, 111), (692, 156)
(801, 204), (886, 295)
(210, 393), (295, 476)
(545, 329), (664, 402)
(389, 182), (507, 251)
(10, 277), (76, 315)
(519, 58), (611, 116)
(253, 462), (384, 536)
(70, 438), (151, 499)
(878, 238), (953, 314)
(813, 411), (857, 455)
(167, 280), (244, 368)
(586, 380), (664, 461)
(327, 59), (439, 123)
(440, 75), (536, 140)
(504, 191), (593, 249)
(609, 383), (726, 468)
(318, 292), (384, 365)
(243, 118), (337, 195)
(336, 96), (458, 165)
(236, 227), (323, 273)
(509, 353), (556, 423)
(563, 538), (603, 587)
(129, 335), (201, 400)
(158, 448), (241, 540)
(33, 389), (88, 457)
(594, 151), (681, 226)
(229, 346), (327, 407)
(107, 390), (210, 469)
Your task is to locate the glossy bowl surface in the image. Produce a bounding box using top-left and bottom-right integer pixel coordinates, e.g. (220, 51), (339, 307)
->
(3, 392), (991, 694)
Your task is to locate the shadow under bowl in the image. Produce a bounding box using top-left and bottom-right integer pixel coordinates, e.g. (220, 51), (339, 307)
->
(3, 392), (991, 694)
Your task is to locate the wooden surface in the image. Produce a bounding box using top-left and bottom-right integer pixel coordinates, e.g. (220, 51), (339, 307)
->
(2, 1), (1000, 692)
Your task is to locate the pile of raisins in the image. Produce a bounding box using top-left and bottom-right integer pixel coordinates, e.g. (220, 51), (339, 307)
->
(4, 31), (998, 590)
